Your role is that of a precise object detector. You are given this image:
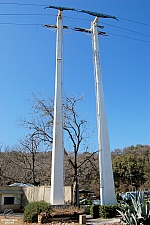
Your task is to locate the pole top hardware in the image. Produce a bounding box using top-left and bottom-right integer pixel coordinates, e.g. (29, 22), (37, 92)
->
(45, 5), (118, 21)
(73, 27), (107, 36)
(44, 24), (69, 29)
(44, 5), (77, 12)
(79, 9), (118, 21)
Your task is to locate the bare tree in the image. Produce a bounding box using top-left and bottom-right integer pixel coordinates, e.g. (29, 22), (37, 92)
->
(18, 93), (95, 205)
(19, 94), (54, 149)
(0, 145), (27, 185)
(63, 95), (91, 205)
(0, 141), (52, 186)
(18, 135), (40, 185)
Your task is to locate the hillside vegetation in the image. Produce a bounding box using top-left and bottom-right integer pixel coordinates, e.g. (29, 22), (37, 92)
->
(0, 144), (149, 195)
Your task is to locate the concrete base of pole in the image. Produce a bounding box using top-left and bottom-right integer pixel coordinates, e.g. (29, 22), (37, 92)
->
(79, 214), (86, 224)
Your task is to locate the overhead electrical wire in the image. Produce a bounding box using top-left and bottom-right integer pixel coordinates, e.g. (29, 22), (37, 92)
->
(0, 2), (46, 7)
(0, 22), (43, 26)
(117, 16), (150, 27)
(0, 2), (150, 27)
(99, 21), (150, 38)
(63, 15), (150, 38)
(0, 2), (149, 43)
(64, 15), (150, 38)
(0, 13), (149, 39)
(107, 32), (150, 44)
(0, 21), (149, 44)
(1, 12), (149, 28)
(0, 13), (55, 16)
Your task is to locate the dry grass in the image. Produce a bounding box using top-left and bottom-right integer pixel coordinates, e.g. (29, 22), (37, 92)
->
(0, 216), (121, 225)
(0, 214), (79, 225)
(50, 206), (84, 216)
(0, 215), (121, 225)
(0, 215), (34, 225)
(0, 206), (83, 224)
(0, 215), (77, 224)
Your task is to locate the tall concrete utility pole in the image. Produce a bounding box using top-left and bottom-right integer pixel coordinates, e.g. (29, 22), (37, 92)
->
(92, 17), (116, 205)
(50, 10), (64, 205)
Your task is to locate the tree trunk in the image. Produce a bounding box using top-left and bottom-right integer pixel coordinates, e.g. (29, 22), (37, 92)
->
(72, 148), (79, 206)
(73, 176), (79, 206)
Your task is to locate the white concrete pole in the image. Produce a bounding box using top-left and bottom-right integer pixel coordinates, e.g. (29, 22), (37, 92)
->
(50, 10), (64, 205)
(92, 17), (116, 205)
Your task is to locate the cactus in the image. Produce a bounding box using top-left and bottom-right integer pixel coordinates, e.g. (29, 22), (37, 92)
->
(117, 191), (150, 225)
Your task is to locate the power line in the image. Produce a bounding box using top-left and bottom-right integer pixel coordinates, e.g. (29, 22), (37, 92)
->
(117, 16), (150, 27)
(65, 14), (150, 38)
(0, 2), (46, 7)
(0, 3), (149, 43)
(0, 21), (149, 43)
(107, 32), (150, 44)
(70, 25), (150, 43)
(0, 2), (150, 27)
(99, 21), (150, 38)
(0, 13), (55, 16)
(0, 13), (149, 38)
(64, 14), (150, 28)
(0, 22), (43, 26)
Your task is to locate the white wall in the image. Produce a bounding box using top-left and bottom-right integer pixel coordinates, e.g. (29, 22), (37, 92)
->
(22, 186), (72, 206)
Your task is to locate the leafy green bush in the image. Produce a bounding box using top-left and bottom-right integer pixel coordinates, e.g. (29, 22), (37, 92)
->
(23, 200), (51, 223)
(80, 205), (91, 214)
(99, 205), (119, 218)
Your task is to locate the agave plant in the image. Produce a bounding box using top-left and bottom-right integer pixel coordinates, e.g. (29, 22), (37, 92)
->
(117, 191), (150, 225)
(117, 201), (137, 225)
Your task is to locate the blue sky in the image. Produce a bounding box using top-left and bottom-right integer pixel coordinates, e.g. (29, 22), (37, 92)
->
(0, 0), (150, 151)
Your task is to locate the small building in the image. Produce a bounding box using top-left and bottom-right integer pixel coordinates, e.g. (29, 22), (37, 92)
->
(0, 185), (72, 212)
(0, 186), (23, 212)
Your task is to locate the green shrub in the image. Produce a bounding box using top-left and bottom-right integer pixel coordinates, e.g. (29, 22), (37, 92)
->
(80, 205), (91, 214)
(99, 205), (119, 218)
(90, 205), (100, 218)
(23, 200), (51, 223)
